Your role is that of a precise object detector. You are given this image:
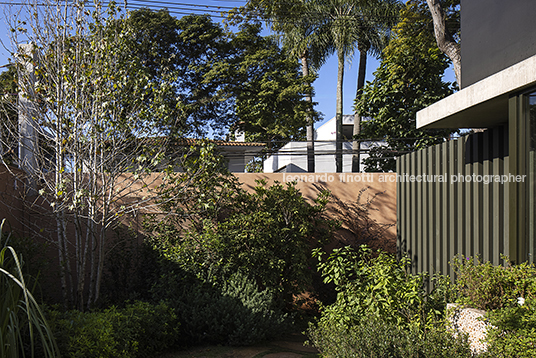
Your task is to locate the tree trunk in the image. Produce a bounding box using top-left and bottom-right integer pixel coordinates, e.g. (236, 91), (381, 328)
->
(336, 51), (344, 173)
(301, 54), (315, 173)
(426, 0), (461, 85)
(352, 47), (368, 172)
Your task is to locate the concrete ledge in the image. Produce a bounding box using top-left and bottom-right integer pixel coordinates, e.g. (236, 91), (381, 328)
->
(417, 54), (536, 129)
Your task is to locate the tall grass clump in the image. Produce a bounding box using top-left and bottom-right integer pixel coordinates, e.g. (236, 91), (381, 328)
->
(0, 219), (60, 358)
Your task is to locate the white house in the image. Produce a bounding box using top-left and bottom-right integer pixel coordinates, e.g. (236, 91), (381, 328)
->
(263, 115), (384, 173)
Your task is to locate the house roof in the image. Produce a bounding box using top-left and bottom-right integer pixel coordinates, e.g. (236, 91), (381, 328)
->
(417, 53), (536, 129)
(174, 138), (265, 147)
(140, 137), (265, 148)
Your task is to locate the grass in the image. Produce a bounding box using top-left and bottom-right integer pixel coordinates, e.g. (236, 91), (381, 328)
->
(0, 219), (60, 358)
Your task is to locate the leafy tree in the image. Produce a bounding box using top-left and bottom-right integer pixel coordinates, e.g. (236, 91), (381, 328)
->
(124, 10), (232, 138)
(1, 1), (200, 309)
(238, 0), (331, 172)
(354, 0), (456, 172)
(207, 23), (317, 150)
(126, 9), (315, 147)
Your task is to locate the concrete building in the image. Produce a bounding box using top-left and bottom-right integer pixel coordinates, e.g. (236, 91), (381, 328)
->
(397, 0), (536, 277)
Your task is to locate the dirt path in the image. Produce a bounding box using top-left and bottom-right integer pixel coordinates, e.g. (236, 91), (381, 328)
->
(159, 333), (319, 358)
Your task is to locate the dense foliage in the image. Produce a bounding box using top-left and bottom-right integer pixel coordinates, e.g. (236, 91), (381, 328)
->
(146, 144), (335, 303)
(207, 23), (318, 147)
(150, 272), (290, 346)
(451, 255), (536, 311)
(307, 247), (536, 358)
(307, 245), (471, 357)
(308, 312), (472, 358)
(46, 301), (179, 358)
(452, 256), (536, 357)
(122, 9), (317, 145)
(139, 143), (335, 345)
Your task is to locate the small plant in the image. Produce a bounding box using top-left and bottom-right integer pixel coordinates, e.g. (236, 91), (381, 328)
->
(311, 245), (427, 327)
(451, 255), (536, 310)
(0, 219), (60, 358)
(479, 296), (536, 357)
(47, 300), (179, 358)
(307, 312), (472, 358)
(151, 272), (291, 346)
(307, 245), (468, 358)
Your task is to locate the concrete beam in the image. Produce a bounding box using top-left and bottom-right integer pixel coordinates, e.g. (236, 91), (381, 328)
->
(417, 53), (536, 129)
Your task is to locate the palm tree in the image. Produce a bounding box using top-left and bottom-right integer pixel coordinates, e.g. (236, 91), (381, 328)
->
(249, 0), (332, 172)
(311, 0), (401, 172)
(277, 3), (333, 173)
(351, 0), (401, 172)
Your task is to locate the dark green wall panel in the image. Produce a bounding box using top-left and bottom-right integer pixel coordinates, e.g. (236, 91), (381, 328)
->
(397, 126), (511, 278)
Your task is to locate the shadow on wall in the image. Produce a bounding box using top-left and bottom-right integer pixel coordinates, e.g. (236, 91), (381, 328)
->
(234, 173), (397, 254)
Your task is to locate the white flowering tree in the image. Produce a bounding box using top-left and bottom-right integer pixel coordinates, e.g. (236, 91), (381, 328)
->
(0, 0), (195, 309)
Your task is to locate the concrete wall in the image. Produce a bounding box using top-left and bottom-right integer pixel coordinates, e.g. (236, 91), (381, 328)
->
(461, 0), (536, 88)
(1, 171), (397, 253)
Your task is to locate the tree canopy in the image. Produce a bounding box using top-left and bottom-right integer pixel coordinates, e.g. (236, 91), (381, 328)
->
(206, 23), (317, 148)
(122, 9), (316, 145)
(355, 0), (456, 172)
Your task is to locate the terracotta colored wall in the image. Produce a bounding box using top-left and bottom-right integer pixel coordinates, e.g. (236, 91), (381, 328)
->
(235, 173), (397, 253)
(0, 170), (397, 304)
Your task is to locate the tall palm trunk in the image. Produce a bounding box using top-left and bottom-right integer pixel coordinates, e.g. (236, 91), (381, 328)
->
(336, 51), (344, 173)
(301, 54), (315, 172)
(352, 47), (368, 172)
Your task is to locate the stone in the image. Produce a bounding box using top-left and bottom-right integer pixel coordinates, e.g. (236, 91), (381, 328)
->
(447, 303), (493, 354)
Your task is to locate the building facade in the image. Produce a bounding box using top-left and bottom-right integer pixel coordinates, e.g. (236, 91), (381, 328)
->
(398, 0), (536, 275)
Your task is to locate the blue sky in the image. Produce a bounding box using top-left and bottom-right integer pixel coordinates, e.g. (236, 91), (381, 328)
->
(0, 0), (456, 129)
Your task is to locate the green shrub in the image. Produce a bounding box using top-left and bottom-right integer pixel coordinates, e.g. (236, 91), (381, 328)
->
(47, 301), (179, 358)
(150, 179), (334, 303)
(307, 245), (467, 357)
(312, 245), (429, 327)
(152, 272), (291, 346)
(477, 297), (536, 358)
(48, 309), (120, 358)
(100, 235), (160, 306)
(451, 255), (536, 310)
(146, 144), (336, 308)
(307, 313), (472, 358)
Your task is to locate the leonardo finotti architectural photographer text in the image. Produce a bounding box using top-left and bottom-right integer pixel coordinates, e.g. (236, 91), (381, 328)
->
(283, 173), (526, 184)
